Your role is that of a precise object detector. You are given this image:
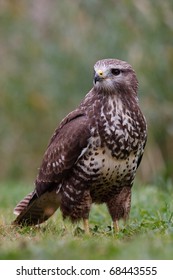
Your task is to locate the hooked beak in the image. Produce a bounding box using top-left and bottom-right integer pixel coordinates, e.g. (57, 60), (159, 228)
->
(94, 70), (104, 84)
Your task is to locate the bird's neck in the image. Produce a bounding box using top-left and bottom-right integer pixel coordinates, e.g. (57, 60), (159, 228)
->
(80, 87), (138, 117)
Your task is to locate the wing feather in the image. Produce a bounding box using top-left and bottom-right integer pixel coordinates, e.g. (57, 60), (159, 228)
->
(13, 109), (90, 226)
(35, 110), (90, 196)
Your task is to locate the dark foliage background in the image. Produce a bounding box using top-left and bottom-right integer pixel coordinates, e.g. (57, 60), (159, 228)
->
(0, 0), (173, 183)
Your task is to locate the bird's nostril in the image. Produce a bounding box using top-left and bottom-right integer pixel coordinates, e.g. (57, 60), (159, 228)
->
(98, 70), (103, 76)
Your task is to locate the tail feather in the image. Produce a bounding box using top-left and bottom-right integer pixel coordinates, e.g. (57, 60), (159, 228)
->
(13, 191), (35, 216)
(12, 190), (61, 226)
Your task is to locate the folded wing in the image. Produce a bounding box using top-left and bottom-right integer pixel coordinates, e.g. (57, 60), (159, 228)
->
(13, 110), (91, 225)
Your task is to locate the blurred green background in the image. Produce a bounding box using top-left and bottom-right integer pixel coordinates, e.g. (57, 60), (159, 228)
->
(0, 0), (173, 183)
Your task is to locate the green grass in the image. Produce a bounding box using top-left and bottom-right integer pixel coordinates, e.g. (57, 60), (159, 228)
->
(0, 181), (173, 260)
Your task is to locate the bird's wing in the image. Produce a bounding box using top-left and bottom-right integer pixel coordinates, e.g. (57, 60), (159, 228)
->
(136, 138), (147, 169)
(35, 109), (91, 196)
(13, 110), (91, 225)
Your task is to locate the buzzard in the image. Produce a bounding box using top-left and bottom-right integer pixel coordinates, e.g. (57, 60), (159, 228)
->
(13, 59), (147, 233)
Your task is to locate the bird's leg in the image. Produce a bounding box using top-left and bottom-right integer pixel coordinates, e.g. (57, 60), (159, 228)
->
(107, 187), (131, 234)
(83, 218), (90, 234)
(113, 220), (119, 233)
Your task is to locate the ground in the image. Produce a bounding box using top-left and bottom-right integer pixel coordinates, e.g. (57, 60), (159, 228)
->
(0, 180), (173, 260)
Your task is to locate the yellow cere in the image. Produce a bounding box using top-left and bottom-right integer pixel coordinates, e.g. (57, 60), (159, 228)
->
(98, 70), (103, 76)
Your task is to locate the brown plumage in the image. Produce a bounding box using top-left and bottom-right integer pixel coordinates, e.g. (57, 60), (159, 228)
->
(13, 58), (147, 233)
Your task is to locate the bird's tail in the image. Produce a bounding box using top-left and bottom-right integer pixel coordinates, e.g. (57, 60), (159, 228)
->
(12, 190), (61, 226)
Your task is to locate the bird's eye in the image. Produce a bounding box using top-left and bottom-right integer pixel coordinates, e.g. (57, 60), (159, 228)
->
(111, 68), (121, 76)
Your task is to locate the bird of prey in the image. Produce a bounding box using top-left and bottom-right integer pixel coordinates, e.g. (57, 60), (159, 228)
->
(13, 58), (147, 233)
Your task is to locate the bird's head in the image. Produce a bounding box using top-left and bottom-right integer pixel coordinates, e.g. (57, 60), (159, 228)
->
(93, 59), (138, 95)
